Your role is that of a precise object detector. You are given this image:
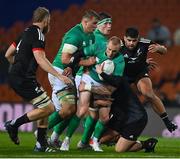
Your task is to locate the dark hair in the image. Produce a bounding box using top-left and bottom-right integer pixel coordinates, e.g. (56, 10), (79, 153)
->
(32, 7), (50, 23)
(125, 27), (139, 38)
(99, 12), (112, 21)
(83, 10), (100, 20)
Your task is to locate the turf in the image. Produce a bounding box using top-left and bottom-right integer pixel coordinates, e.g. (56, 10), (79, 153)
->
(0, 132), (180, 158)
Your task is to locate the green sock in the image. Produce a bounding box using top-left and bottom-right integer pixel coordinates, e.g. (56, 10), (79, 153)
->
(82, 117), (87, 128)
(93, 120), (105, 140)
(48, 111), (63, 129)
(66, 115), (81, 138)
(53, 118), (71, 135)
(81, 116), (97, 144)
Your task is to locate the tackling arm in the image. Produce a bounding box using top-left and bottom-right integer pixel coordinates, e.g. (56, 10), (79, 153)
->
(5, 44), (16, 64)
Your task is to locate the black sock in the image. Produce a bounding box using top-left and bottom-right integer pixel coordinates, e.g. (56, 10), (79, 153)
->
(37, 128), (47, 146)
(11, 113), (30, 128)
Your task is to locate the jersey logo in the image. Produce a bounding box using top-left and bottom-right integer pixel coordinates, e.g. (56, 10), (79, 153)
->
(109, 114), (114, 119)
(83, 41), (86, 46)
(137, 48), (142, 56)
(128, 57), (138, 63)
(129, 135), (134, 139)
(124, 54), (129, 58)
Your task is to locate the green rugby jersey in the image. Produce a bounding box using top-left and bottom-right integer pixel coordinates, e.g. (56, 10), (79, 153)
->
(53, 23), (95, 70)
(94, 29), (108, 43)
(84, 42), (125, 83)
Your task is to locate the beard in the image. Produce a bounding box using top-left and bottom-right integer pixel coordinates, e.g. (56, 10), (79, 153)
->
(42, 25), (49, 34)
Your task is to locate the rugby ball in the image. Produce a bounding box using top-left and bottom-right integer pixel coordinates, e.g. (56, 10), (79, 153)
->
(98, 59), (115, 80)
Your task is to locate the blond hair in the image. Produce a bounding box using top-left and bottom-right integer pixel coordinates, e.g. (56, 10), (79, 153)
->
(32, 7), (50, 23)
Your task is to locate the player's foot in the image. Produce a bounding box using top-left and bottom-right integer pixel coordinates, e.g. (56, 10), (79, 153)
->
(89, 139), (103, 152)
(77, 140), (91, 150)
(143, 138), (158, 152)
(48, 138), (62, 149)
(4, 120), (20, 145)
(60, 137), (70, 151)
(34, 142), (56, 152)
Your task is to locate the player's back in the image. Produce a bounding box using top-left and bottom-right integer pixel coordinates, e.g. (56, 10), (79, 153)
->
(10, 25), (45, 79)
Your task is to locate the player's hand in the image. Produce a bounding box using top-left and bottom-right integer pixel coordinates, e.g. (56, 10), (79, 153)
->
(78, 82), (86, 92)
(57, 73), (74, 86)
(96, 63), (104, 74)
(62, 67), (72, 76)
(146, 58), (159, 71)
(164, 119), (178, 133)
(87, 56), (96, 65)
(148, 44), (159, 53)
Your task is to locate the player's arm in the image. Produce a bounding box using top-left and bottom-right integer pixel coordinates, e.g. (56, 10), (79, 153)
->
(79, 81), (113, 96)
(5, 44), (16, 64)
(61, 43), (78, 64)
(5, 35), (22, 64)
(33, 50), (73, 85)
(96, 63), (125, 87)
(148, 43), (167, 55)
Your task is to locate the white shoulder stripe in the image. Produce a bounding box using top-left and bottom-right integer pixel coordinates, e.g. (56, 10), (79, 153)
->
(37, 29), (45, 41)
(62, 43), (78, 54)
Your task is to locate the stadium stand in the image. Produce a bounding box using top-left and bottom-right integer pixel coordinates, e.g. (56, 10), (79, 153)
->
(0, 0), (179, 103)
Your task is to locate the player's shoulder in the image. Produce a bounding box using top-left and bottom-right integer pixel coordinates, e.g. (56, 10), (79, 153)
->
(67, 24), (83, 35)
(139, 37), (151, 44)
(25, 25), (44, 40)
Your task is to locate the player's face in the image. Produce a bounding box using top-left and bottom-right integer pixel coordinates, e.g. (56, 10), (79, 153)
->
(85, 17), (98, 33)
(42, 16), (50, 34)
(98, 22), (112, 35)
(124, 36), (139, 50)
(106, 41), (120, 59)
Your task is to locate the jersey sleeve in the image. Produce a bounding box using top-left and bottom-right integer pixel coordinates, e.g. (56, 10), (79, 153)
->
(31, 28), (45, 52)
(61, 35), (82, 54)
(12, 34), (22, 48)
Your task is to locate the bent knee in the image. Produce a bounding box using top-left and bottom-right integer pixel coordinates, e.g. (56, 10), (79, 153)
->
(115, 145), (126, 153)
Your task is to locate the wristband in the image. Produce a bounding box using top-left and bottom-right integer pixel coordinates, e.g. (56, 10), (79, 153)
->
(84, 84), (92, 91)
(160, 112), (168, 120)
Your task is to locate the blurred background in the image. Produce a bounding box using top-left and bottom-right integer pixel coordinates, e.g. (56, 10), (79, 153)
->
(0, 0), (180, 137)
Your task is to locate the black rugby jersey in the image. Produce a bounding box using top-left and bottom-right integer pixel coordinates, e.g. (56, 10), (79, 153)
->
(100, 73), (147, 124)
(121, 38), (154, 77)
(10, 25), (45, 79)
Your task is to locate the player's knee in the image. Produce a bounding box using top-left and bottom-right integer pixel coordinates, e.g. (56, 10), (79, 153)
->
(115, 145), (126, 153)
(99, 114), (109, 123)
(60, 105), (76, 119)
(77, 105), (88, 118)
(40, 104), (55, 116)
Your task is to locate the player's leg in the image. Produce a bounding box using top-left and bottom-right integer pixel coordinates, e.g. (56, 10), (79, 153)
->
(4, 79), (54, 146)
(77, 106), (98, 149)
(34, 117), (49, 152)
(60, 90), (91, 151)
(48, 91), (65, 148)
(90, 105), (110, 152)
(137, 77), (166, 115)
(99, 128), (119, 146)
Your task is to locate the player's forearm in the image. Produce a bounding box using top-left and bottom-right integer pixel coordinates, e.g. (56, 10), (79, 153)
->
(78, 58), (92, 66)
(38, 56), (60, 78)
(5, 44), (16, 64)
(100, 73), (124, 87)
(91, 85), (112, 96)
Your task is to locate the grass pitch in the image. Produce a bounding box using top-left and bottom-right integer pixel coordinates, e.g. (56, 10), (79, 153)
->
(0, 132), (180, 158)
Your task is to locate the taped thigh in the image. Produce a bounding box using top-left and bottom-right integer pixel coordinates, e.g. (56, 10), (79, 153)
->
(30, 92), (51, 108)
(56, 87), (76, 105)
